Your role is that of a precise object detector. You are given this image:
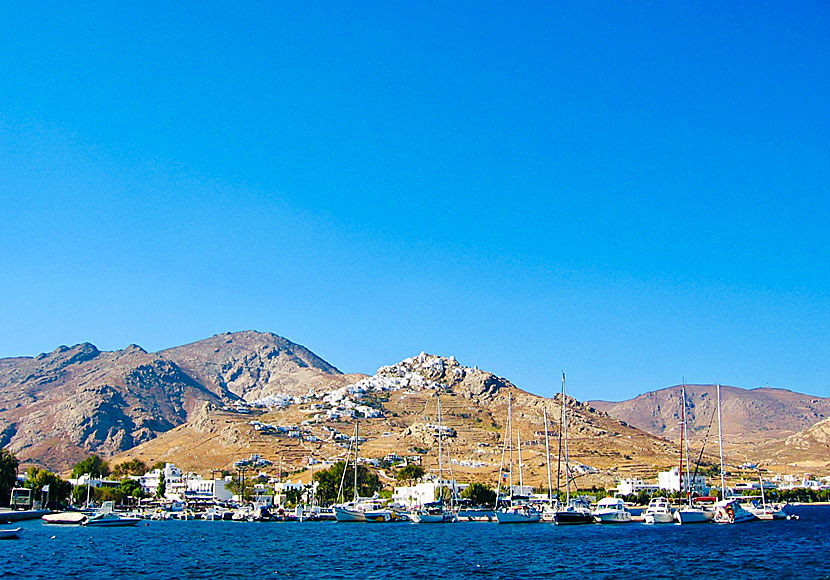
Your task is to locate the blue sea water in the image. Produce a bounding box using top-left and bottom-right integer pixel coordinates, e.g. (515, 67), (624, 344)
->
(2, 505), (829, 579)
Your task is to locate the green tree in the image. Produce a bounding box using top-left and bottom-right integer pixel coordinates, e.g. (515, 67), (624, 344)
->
(0, 448), (20, 507)
(156, 472), (166, 499)
(24, 467), (72, 509)
(72, 455), (111, 479)
(461, 482), (496, 507)
(396, 464), (425, 482)
(111, 459), (148, 478)
(312, 461), (381, 505)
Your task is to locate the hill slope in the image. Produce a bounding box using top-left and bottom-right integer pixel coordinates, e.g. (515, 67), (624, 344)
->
(115, 353), (678, 489)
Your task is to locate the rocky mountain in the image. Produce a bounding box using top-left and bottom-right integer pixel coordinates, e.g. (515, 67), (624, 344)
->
(590, 385), (830, 449)
(114, 353), (678, 489)
(758, 416), (830, 470)
(0, 331), (354, 471)
(160, 331), (356, 402)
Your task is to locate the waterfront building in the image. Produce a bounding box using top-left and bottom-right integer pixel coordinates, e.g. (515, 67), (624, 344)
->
(657, 467), (706, 494)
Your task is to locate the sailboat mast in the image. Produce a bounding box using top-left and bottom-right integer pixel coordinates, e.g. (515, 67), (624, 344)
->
(353, 421), (359, 502)
(437, 394), (443, 498)
(679, 384), (686, 503)
(517, 429), (524, 490)
(683, 386), (692, 502)
(717, 384), (726, 498)
(544, 407), (553, 502)
(562, 372), (570, 503)
(508, 393), (514, 495)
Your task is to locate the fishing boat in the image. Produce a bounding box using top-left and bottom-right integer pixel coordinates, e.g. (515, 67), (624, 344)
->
(643, 497), (674, 524)
(0, 527), (22, 539)
(592, 497), (632, 523)
(495, 393), (541, 524)
(81, 512), (141, 527)
(553, 373), (593, 525)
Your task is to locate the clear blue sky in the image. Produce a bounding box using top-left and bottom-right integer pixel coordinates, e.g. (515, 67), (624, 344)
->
(1, 2), (828, 401)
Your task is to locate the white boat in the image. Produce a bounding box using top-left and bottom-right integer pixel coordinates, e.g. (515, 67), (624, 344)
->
(592, 497), (632, 523)
(745, 501), (794, 520)
(333, 504), (368, 523)
(643, 497), (674, 524)
(494, 393), (540, 524)
(82, 512), (141, 527)
(712, 499), (756, 524)
(411, 500), (457, 523)
(673, 501), (714, 524)
(42, 511), (87, 525)
(495, 504), (542, 524)
(0, 527), (22, 539)
(411, 395), (458, 524)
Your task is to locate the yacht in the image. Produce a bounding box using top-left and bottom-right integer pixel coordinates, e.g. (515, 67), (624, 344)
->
(592, 497), (632, 523)
(712, 499), (756, 524)
(643, 497), (674, 524)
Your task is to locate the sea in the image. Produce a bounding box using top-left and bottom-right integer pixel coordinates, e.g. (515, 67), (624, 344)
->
(3, 505), (829, 580)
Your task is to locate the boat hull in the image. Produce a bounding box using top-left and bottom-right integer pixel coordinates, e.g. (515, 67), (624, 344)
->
(593, 511), (632, 523)
(496, 509), (541, 524)
(333, 506), (367, 523)
(554, 510), (594, 525)
(673, 508), (712, 524)
(42, 512), (87, 525)
(0, 527), (22, 539)
(643, 512), (674, 524)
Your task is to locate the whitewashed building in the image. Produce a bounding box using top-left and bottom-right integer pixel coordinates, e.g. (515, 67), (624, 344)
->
(657, 467), (707, 494)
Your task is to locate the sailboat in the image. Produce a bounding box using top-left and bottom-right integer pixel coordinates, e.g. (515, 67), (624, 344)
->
(333, 422), (370, 522)
(496, 393), (541, 523)
(411, 394), (457, 523)
(711, 384), (756, 524)
(554, 373), (593, 525)
(673, 384), (713, 524)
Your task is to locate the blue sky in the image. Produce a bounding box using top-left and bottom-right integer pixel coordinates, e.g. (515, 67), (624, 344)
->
(1, 2), (828, 401)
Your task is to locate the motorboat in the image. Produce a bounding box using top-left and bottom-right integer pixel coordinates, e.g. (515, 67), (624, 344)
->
(554, 498), (594, 525)
(712, 499), (756, 524)
(0, 527), (22, 539)
(81, 512), (141, 527)
(643, 497), (674, 524)
(592, 497), (632, 523)
(42, 511), (87, 525)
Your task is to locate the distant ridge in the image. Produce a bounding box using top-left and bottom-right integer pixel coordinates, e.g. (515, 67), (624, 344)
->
(590, 384), (830, 445)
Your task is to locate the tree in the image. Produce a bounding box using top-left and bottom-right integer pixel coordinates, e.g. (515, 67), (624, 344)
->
(156, 472), (166, 499)
(461, 482), (496, 507)
(312, 461), (381, 505)
(396, 464), (425, 483)
(111, 459), (148, 478)
(0, 448), (20, 507)
(24, 467), (72, 509)
(72, 455), (110, 479)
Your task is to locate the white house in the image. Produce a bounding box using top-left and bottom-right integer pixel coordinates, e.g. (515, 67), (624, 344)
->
(393, 479), (469, 507)
(617, 477), (660, 496)
(657, 467), (706, 494)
